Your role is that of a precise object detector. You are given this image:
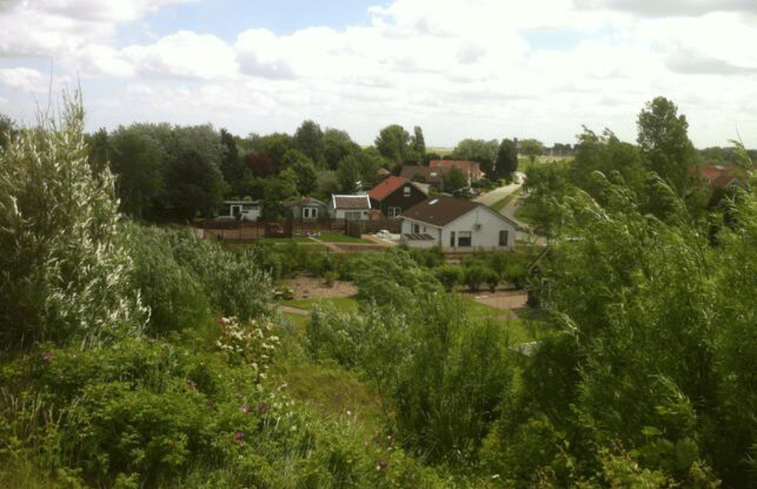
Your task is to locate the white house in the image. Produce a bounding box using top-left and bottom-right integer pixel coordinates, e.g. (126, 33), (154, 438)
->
(217, 200), (261, 221)
(329, 194), (371, 221)
(400, 195), (519, 251)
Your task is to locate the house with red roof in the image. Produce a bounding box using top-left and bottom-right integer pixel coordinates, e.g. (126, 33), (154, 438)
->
(368, 176), (429, 218)
(428, 160), (484, 184)
(400, 195), (519, 251)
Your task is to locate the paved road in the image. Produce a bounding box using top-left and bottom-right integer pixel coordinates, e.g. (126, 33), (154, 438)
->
(473, 182), (522, 207)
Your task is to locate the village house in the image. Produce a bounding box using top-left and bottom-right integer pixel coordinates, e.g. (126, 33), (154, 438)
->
(428, 160), (484, 184)
(368, 176), (429, 218)
(400, 195), (518, 251)
(284, 197), (327, 220)
(329, 194), (372, 221)
(216, 200), (261, 221)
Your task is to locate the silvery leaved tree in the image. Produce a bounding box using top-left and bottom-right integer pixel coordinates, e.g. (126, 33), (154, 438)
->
(0, 92), (145, 349)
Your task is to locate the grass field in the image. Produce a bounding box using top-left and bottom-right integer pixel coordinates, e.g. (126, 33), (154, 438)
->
(281, 296), (360, 314)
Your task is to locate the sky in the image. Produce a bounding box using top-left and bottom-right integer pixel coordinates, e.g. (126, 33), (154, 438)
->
(1, 0), (756, 149)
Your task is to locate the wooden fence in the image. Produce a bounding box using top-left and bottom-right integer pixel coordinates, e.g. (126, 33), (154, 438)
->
(198, 217), (402, 241)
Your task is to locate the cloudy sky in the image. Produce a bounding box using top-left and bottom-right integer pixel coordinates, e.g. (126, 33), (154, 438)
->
(1, 0), (756, 149)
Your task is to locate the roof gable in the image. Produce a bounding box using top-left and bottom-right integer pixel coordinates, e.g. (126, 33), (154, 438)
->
(400, 195), (520, 228)
(368, 176), (411, 201)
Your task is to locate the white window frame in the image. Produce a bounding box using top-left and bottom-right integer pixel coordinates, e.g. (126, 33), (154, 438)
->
(457, 231), (472, 247)
(388, 206), (402, 218)
(344, 210), (362, 220)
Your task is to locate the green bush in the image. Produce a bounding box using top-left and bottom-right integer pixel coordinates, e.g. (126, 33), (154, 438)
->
(0, 93), (145, 349)
(463, 263), (488, 292)
(169, 231), (272, 320)
(128, 224), (214, 337)
(434, 264), (463, 291)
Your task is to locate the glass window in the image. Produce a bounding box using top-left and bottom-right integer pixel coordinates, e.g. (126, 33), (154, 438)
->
(404, 186), (411, 197)
(457, 231), (472, 247)
(450, 231), (455, 247)
(345, 210), (362, 220)
(499, 230), (509, 246)
(388, 207), (402, 217)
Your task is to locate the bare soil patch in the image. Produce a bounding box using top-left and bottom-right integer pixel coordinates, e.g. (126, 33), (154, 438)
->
(285, 275), (358, 301)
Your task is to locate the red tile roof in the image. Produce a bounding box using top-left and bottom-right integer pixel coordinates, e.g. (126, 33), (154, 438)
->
(368, 176), (411, 201)
(428, 160), (480, 174)
(691, 164), (737, 190)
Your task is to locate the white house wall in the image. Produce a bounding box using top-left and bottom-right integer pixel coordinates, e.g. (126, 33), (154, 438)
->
(402, 207), (517, 251)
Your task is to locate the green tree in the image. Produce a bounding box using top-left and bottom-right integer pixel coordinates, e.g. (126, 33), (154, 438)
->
(495, 138), (518, 178)
(149, 124), (226, 222)
(294, 119), (325, 166)
(257, 132), (295, 171)
(0, 112), (17, 151)
(322, 128), (360, 171)
(520, 138), (545, 164)
(637, 96), (696, 196)
(219, 128), (244, 196)
(444, 166), (468, 194)
(85, 127), (110, 178)
(108, 124), (165, 220)
(411, 125), (425, 161)
(280, 151), (318, 195)
(375, 124), (411, 165)
(569, 127), (647, 200)
(450, 138), (499, 177)
(0, 93), (145, 348)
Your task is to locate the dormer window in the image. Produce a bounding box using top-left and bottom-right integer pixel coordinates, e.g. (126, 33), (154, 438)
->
(404, 186), (411, 197)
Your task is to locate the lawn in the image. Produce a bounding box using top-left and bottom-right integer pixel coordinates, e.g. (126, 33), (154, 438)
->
(459, 294), (535, 345)
(281, 296), (360, 314)
(312, 233), (371, 244)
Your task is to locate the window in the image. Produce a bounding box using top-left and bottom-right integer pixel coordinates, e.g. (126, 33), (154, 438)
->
(499, 230), (509, 246)
(345, 211), (362, 220)
(404, 185), (411, 197)
(388, 207), (402, 218)
(303, 207), (318, 219)
(457, 231), (472, 247)
(450, 231), (455, 247)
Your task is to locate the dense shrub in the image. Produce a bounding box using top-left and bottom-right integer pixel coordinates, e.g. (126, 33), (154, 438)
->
(168, 231), (272, 320)
(0, 94), (145, 349)
(128, 224), (214, 337)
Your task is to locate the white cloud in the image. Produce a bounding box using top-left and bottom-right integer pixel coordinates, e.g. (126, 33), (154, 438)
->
(0, 67), (49, 91)
(124, 31), (238, 80)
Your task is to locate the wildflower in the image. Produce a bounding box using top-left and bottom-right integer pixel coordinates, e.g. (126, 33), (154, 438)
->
(240, 404), (251, 414)
(41, 351), (54, 365)
(187, 380), (196, 390)
(257, 402), (268, 414)
(234, 431), (245, 443)
(149, 338), (157, 345)
(378, 459), (389, 471)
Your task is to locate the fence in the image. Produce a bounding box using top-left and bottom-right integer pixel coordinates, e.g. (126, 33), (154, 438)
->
(198, 218), (355, 241)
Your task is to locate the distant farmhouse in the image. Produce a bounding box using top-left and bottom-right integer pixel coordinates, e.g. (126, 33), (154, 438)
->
(428, 160), (484, 184)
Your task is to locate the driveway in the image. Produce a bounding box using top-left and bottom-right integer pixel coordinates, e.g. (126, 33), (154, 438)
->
(473, 182), (521, 207)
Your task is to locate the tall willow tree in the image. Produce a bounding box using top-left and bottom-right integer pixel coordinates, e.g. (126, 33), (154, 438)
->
(0, 93), (145, 349)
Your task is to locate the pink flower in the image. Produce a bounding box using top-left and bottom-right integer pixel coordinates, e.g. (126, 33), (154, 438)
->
(257, 402), (268, 414)
(378, 459), (389, 470)
(234, 431), (245, 443)
(240, 404), (251, 414)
